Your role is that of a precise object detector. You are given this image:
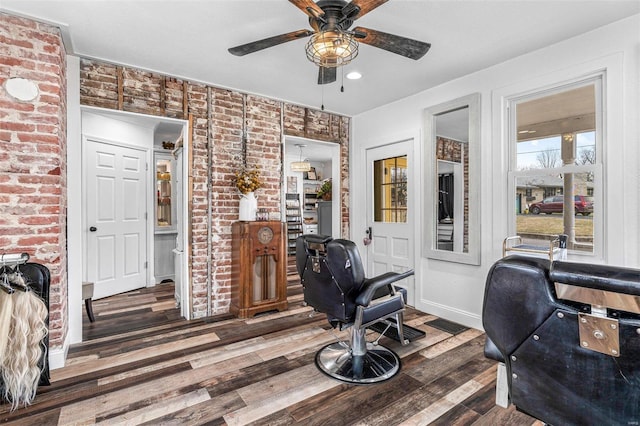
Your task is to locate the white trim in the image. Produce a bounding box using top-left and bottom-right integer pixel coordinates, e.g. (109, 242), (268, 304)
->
(48, 333), (69, 370)
(178, 125), (191, 320)
(66, 55), (83, 346)
(423, 93), (482, 265)
(418, 300), (483, 330)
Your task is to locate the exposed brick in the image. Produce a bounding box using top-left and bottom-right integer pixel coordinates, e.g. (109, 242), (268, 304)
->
(74, 56), (350, 320)
(1, 12), (67, 350)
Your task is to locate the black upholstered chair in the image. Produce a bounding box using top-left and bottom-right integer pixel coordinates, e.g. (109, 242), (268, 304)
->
(296, 234), (414, 384)
(482, 255), (640, 426)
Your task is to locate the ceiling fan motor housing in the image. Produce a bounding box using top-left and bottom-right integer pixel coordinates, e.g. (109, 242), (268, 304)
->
(311, 0), (356, 32)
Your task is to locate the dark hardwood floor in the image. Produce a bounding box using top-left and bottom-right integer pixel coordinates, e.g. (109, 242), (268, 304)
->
(1, 266), (539, 425)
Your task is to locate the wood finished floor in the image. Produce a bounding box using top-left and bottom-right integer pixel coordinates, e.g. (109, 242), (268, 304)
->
(1, 268), (540, 425)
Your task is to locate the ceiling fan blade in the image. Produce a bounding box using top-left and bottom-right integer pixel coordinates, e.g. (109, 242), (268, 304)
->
(228, 29), (314, 56)
(342, 0), (389, 20)
(318, 67), (337, 85)
(352, 26), (431, 60)
(289, 0), (325, 19)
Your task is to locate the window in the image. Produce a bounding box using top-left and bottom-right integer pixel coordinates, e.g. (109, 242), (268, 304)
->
(373, 155), (407, 223)
(510, 78), (602, 255)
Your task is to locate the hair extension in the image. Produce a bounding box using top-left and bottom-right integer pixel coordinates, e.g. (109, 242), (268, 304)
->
(1, 272), (48, 411)
(0, 290), (13, 365)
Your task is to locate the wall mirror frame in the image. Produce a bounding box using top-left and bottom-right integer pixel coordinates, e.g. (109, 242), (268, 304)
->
(423, 93), (481, 265)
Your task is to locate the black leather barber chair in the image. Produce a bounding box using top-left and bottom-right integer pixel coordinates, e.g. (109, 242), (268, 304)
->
(296, 234), (414, 384)
(483, 255), (640, 426)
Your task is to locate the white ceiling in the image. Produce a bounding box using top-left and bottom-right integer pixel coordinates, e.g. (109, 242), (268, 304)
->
(2, 1), (638, 116)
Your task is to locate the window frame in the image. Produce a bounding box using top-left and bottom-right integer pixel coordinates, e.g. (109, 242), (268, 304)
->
(506, 75), (604, 259)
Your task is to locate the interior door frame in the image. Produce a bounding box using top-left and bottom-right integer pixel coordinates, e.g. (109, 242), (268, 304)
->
(282, 136), (341, 238)
(364, 138), (416, 306)
(71, 106), (190, 344)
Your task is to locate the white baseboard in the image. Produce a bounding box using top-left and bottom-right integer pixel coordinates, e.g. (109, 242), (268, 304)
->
(416, 299), (484, 330)
(155, 274), (175, 284)
(48, 333), (70, 370)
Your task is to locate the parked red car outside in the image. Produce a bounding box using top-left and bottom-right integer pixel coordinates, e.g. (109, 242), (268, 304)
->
(529, 195), (593, 216)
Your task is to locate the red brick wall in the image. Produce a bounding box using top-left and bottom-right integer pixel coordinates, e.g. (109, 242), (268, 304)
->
(185, 83), (209, 317)
(0, 14), (68, 348)
(79, 58), (350, 318)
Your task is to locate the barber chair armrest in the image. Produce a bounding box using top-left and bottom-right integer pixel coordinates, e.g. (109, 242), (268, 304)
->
(483, 337), (505, 363)
(550, 261), (640, 296)
(356, 270), (414, 306)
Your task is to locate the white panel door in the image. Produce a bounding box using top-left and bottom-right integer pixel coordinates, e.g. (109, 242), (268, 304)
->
(366, 140), (415, 305)
(86, 139), (148, 299)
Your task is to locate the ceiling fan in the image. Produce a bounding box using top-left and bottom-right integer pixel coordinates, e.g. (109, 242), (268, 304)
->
(228, 0), (431, 85)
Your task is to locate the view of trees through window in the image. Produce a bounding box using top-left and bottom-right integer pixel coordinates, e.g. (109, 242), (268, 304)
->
(512, 81), (600, 254)
(516, 132), (595, 171)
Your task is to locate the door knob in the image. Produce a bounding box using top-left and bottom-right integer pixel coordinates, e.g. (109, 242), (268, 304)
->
(89, 226), (97, 232)
(363, 226), (372, 246)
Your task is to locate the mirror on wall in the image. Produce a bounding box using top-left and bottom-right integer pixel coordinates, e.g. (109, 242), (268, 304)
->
(424, 93), (481, 265)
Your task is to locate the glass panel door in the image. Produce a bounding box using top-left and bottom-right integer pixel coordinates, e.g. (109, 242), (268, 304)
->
(373, 155), (407, 223)
(366, 141), (414, 305)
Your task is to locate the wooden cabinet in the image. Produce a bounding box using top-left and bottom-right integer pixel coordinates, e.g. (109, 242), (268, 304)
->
(231, 221), (288, 318)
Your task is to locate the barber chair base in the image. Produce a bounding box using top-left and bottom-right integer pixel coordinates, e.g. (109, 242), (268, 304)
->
(315, 342), (401, 384)
(368, 318), (426, 343)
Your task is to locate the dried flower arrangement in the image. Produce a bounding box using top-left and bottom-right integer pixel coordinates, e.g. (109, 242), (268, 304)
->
(234, 168), (262, 194)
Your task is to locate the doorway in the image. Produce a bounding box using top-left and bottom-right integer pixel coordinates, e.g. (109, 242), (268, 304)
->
(78, 107), (191, 333)
(283, 137), (341, 246)
(365, 140), (415, 305)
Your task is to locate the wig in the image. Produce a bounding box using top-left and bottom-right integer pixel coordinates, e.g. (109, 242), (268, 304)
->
(1, 271), (48, 411)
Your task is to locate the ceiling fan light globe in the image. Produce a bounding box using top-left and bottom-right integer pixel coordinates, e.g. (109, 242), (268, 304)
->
(305, 31), (358, 67)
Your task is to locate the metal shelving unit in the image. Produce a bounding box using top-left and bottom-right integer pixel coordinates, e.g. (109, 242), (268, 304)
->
(285, 193), (303, 255)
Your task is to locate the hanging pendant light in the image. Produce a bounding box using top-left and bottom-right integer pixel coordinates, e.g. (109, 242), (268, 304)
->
(291, 144), (311, 172)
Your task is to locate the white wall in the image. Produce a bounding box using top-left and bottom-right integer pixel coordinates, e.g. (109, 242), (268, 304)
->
(82, 110), (156, 148)
(351, 15), (639, 329)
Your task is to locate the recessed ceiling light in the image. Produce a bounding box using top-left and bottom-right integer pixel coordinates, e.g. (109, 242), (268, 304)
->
(346, 71), (362, 80)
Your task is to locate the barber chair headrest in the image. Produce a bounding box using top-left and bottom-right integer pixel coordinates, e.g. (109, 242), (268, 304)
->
(296, 234), (332, 277)
(299, 234), (332, 256)
(550, 261), (640, 296)
(550, 261), (640, 315)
